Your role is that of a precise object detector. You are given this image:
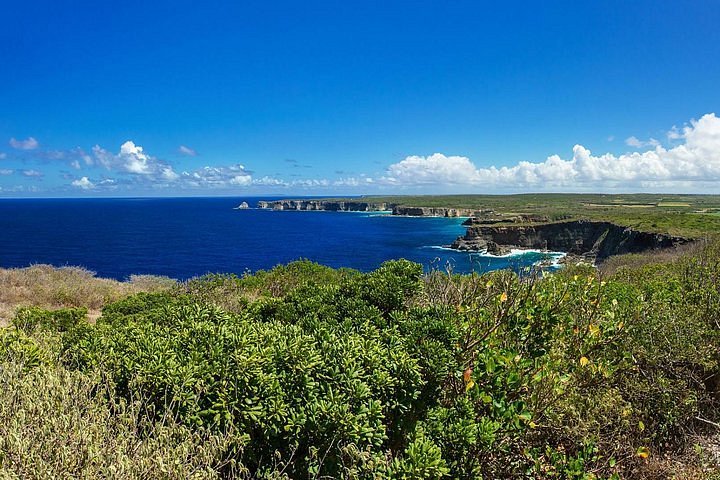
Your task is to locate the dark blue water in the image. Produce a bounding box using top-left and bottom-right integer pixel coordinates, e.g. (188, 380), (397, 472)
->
(0, 197), (563, 280)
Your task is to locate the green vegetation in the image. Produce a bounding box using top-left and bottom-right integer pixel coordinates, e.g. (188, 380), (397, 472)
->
(329, 193), (720, 237)
(1, 249), (720, 478)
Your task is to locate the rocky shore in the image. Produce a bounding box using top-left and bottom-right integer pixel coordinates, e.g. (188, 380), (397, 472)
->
(450, 219), (691, 262)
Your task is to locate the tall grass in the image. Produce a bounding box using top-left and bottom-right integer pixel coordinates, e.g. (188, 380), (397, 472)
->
(0, 362), (239, 479)
(0, 265), (175, 325)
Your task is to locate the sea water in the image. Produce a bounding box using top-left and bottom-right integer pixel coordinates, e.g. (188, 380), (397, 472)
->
(0, 197), (564, 280)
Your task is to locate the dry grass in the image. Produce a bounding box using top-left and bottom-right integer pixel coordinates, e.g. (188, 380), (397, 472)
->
(0, 362), (241, 479)
(0, 265), (176, 326)
(633, 435), (720, 480)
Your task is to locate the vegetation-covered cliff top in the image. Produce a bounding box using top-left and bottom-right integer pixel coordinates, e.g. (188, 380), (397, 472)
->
(313, 193), (720, 237)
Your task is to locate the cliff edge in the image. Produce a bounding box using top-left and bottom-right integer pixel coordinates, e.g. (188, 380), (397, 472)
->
(451, 219), (691, 261)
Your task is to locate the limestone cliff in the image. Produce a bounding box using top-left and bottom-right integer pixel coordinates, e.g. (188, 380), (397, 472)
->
(256, 200), (390, 212)
(390, 206), (486, 217)
(451, 220), (690, 261)
(256, 200), (484, 217)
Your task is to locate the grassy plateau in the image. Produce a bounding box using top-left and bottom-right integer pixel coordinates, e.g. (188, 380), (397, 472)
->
(327, 193), (720, 237)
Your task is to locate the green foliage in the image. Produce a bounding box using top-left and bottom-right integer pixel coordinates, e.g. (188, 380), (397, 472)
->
(1, 250), (719, 478)
(13, 305), (87, 333)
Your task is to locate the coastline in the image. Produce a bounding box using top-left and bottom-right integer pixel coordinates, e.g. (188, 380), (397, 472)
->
(252, 198), (693, 264)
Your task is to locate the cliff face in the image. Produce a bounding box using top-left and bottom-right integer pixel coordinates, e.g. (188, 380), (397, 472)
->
(391, 206), (485, 217)
(256, 200), (390, 212)
(451, 220), (690, 261)
(256, 200), (483, 217)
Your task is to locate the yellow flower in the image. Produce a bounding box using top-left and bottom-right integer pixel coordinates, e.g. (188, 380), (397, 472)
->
(636, 446), (650, 459)
(579, 356), (590, 367)
(500, 292), (508, 303)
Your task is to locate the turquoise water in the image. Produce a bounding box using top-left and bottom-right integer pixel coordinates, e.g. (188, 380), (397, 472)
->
(0, 197), (564, 280)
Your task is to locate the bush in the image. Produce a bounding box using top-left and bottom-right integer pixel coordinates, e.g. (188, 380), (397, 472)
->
(13, 306), (87, 333)
(0, 250), (718, 478)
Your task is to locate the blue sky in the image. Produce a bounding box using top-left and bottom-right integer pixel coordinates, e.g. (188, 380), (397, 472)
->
(2, 0), (720, 196)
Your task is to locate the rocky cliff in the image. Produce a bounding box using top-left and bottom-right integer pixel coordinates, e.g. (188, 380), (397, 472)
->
(256, 200), (390, 212)
(451, 220), (691, 261)
(256, 200), (484, 217)
(391, 206), (486, 217)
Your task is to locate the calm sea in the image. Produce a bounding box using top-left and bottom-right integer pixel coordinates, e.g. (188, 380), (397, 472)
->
(0, 197), (562, 280)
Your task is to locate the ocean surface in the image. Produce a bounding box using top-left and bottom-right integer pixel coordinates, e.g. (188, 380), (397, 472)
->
(0, 197), (564, 280)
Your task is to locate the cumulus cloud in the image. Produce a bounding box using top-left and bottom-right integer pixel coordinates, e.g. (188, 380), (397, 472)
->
(178, 145), (197, 156)
(381, 113), (720, 190)
(0, 169), (13, 175)
(9, 137), (39, 150)
(21, 169), (43, 177)
(71, 177), (95, 189)
(92, 141), (181, 180)
(120, 141), (154, 174)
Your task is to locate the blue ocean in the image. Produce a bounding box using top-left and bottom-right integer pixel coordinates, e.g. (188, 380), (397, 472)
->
(0, 197), (563, 280)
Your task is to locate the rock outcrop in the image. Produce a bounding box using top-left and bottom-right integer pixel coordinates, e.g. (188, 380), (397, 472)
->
(451, 219), (691, 261)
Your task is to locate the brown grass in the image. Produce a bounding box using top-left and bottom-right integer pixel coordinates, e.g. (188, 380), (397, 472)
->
(0, 265), (176, 326)
(0, 362), (241, 479)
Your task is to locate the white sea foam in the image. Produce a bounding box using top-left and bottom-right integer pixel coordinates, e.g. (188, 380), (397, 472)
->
(424, 245), (567, 261)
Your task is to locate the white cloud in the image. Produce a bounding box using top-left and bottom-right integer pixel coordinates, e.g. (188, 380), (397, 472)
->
(291, 178), (330, 188)
(180, 164), (253, 188)
(253, 176), (288, 186)
(9, 137), (39, 150)
(334, 177), (375, 187)
(120, 141), (153, 174)
(667, 126), (682, 140)
(0, 169), (13, 175)
(178, 145), (197, 156)
(70, 160), (81, 169)
(381, 113), (720, 190)
(71, 177), (95, 189)
(92, 141), (180, 180)
(383, 154), (484, 185)
(625, 136), (660, 148)
(21, 169), (43, 177)
(71, 147), (94, 166)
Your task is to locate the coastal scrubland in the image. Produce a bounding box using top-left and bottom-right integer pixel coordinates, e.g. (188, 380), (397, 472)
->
(1, 244), (720, 478)
(0, 264), (175, 326)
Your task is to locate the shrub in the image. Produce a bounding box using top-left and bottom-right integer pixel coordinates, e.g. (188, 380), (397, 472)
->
(0, 249), (718, 478)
